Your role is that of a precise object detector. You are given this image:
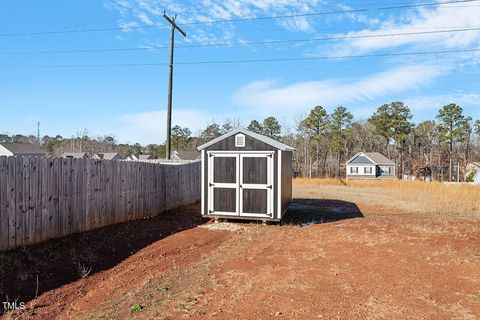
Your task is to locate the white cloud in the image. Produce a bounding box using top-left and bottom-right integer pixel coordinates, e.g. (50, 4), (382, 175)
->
(232, 64), (444, 113)
(136, 12), (154, 26)
(329, 3), (480, 55)
(106, 0), (330, 45)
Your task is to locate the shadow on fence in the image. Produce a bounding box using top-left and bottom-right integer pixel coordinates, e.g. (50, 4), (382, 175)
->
(0, 203), (204, 310)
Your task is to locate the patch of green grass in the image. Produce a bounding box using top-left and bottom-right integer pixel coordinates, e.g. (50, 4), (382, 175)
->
(473, 293), (480, 302)
(130, 304), (143, 313)
(157, 287), (169, 293)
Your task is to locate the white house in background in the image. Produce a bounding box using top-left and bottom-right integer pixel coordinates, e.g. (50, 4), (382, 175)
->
(474, 170), (480, 184)
(466, 162), (480, 183)
(0, 143), (46, 157)
(61, 152), (89, 159)
(126, 154), (154, 161)
(346, 152), (396, 180)
(92, 153), (123, 161)
(170, 150), (201, 161)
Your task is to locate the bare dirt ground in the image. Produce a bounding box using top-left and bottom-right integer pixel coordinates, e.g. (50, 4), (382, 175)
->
(2, 183), (480, 319)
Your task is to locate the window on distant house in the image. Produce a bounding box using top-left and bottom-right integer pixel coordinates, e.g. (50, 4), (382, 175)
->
(350, 166), (358, 174)
(364, 167), (372, 174)
(380, 166), (392, 175)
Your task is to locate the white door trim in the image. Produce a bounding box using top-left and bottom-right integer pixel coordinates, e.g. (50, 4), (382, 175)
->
(277, 149), (282, 219)
(201, 150), (205, 216)
(206, 151), (275, 218)
(207, 153), (239, 216)
(239, 153), (274, 218)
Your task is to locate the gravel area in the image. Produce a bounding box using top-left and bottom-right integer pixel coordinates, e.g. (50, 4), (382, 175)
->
(199, 222), (243, 232)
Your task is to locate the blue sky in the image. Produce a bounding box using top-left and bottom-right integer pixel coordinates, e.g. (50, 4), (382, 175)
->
(1, 0), (479, 145)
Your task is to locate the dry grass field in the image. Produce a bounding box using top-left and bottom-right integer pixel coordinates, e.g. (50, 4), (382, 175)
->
(294, 178), (480, 217)
(1, 179), (479, 319)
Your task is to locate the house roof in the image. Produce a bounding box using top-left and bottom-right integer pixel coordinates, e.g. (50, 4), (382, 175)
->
(197, 128), (294, 151)
(61, 152), (88, 158)
(347, 152), (395, 165)
(468, 162), (480, 168)
(127, 154), (153, 160)
(138, 154), (153, 160)
(0, 143), (45, 155)
(172, 150), (201, 160)
(95, 153), (122, 160)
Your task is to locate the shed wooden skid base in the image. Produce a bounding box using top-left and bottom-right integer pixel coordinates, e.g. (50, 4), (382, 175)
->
(203, 213), (282, 222)
(198, 128), (293, 222)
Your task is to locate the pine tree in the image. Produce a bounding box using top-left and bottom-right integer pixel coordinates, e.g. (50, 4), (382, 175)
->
(369, 102), (413, 176)
(436, 103), (471, 181)
(247, 120), (263, 134)
(368, 104), (392, 156)
(303, 106), (330, 177)
(329, 106), (353, 177)
(262, 117), (281, 140)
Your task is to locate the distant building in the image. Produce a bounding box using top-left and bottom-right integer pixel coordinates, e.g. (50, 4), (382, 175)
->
(468, 162), (480, 184)
(61, 152), (89, 159)
(0, 143), (46, 157)
(170, 150), (201, 161)
(466, 162), (480, 175)
(346, 152), (396, 180)
(92, 153), (123, 161)
(474, 171), (480, 184)
(126, 154), (154, 161)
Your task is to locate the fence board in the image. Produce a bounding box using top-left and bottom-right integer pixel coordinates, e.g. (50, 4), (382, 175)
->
(0, 157), (8, 250)
(0, 157), (200, 251)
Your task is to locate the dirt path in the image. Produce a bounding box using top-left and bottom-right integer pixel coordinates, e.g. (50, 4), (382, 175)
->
(2, 194), (480, 319)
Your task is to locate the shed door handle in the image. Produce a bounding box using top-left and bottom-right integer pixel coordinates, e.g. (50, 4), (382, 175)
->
(267, 185), (272, 189)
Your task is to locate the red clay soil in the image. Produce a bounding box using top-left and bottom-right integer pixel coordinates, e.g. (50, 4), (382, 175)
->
(2, 199), (480, 319)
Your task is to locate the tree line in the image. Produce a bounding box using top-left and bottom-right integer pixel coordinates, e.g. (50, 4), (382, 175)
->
(291, 102), (479, 182)
(1, 102), (479, 181)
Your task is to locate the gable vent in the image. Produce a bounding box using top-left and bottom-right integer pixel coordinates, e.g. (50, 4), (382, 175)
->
(235, 134), (246, 147)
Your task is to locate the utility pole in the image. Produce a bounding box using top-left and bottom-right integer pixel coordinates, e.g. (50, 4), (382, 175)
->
(37, 122), (40, 145)
(163, 11), (186, 159)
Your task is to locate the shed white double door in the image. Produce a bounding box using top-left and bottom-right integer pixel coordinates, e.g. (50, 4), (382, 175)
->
(207, 151), (274, 218)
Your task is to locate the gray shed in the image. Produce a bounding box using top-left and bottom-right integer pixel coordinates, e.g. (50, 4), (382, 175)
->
(197, 128), (294, 222)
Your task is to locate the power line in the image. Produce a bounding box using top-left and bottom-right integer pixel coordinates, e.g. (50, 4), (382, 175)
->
(175, 48), (480, 65)
(182, 0), (479, 26)
(0, 0), (477, 37)
(1, 48), (478, 68)
(0, 24), (168, 37)
(3, 26), (480, 55)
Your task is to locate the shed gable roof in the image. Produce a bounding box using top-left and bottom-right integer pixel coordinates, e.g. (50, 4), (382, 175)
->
(197, 128), (294, 151)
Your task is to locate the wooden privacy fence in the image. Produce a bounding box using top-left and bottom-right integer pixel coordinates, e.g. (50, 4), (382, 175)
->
(0, 157), (201, 251)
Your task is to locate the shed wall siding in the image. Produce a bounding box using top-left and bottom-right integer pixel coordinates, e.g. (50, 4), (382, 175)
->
(280, 150), (293, 217)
